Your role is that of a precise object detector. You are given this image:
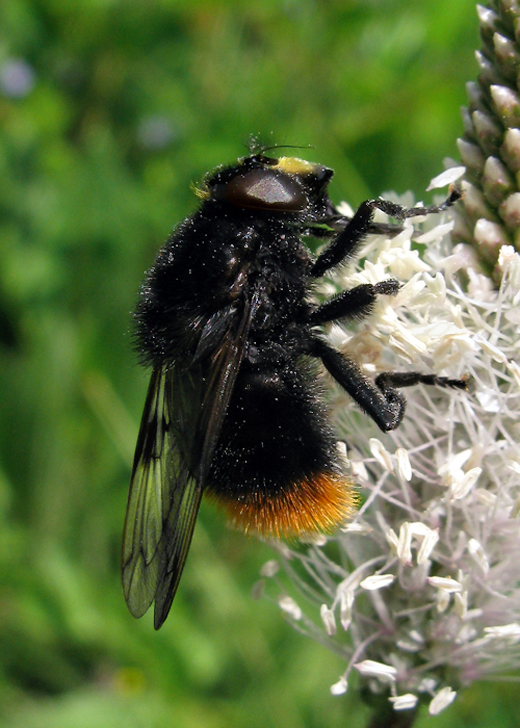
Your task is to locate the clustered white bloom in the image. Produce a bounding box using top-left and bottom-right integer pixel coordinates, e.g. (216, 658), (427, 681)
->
(255, 169), (520, 717)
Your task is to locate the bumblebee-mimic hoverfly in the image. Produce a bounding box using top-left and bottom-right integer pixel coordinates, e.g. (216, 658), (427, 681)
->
(122, 148), (465, 628)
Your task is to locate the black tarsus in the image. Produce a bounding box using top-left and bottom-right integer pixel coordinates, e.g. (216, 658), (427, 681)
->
(375, 371), (469, 392)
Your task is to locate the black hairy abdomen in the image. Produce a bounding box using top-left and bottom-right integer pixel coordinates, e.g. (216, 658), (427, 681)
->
(207, 358), (339, 500)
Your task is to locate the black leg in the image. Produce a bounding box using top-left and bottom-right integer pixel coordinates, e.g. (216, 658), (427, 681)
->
(311, 188), (461, 279)
(311, 338), (468, 433)
(371, 188), (462, 222)
(375, 372), (469, 392)
(308, 280), (400, 325)
(311, 201), (375, 278)
(312, 338), (406, 431)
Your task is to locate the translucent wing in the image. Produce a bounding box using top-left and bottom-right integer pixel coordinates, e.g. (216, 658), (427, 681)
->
(121, 365), (201, 622)
(122, 299), (253, 629)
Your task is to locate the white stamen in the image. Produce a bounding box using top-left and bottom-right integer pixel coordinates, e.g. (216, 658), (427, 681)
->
(428, 576), (463, 593)
(484, 624), (520, 642)
(427, 166), (465, 189)
(396, 522), (413, 564)
(389, 693), (419, 711)
(340, 589), (355, 631)
(320, 604), (337, 636)
(278, 596), (302, 620)
(354, 660), (397, 682)
(330, 676), (348, 696)
(369, 438), (394, 472)
(415, 221), (454, 244)
(260, 560), (280, 578)
(342, 521), (373, 534)
(429, 687), (457, 715)
(454, 591), (468, 618)
(468, 538), (489, 575)
(417, 528), (439, 564)
(449, 467), (482, 500)
(360, 574), (395, 590)
(436, 589), (451, 613)
(396, 447), (412, 481)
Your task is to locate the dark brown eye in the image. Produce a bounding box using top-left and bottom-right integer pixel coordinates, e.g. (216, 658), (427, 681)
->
(223, 169), (308, 211)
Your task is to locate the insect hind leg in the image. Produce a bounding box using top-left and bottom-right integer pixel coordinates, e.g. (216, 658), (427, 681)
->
(313, 338), (467, 433)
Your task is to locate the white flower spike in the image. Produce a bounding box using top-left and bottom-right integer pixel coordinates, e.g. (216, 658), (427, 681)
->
(260, 182), (520, 718)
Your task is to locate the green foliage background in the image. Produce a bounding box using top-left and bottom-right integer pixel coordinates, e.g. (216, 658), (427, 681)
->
(0, 0), (518, 726)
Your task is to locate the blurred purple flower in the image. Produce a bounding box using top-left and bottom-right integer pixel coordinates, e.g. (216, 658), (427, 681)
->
(0, 58), (35, 98)
(137, 116), (175, 150)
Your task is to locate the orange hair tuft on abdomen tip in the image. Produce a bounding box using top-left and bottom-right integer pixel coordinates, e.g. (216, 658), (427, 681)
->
(211, 473), (358, 539)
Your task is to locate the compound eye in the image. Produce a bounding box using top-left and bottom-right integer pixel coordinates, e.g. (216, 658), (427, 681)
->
(224, 169), (308, 211)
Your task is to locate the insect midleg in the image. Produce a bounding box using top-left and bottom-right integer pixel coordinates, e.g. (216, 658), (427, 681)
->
(308, 280), (400, 325)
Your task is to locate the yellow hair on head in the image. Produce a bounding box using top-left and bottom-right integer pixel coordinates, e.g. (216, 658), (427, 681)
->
(274, 156), (317, 176)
